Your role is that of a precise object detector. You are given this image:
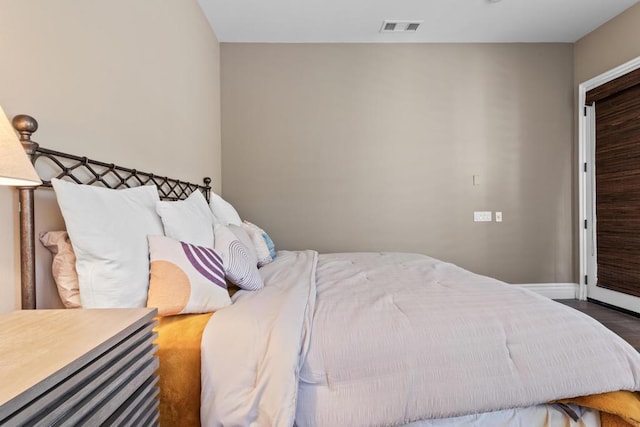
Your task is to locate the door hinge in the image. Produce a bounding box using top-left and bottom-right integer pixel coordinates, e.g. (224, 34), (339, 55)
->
(584, 275), (588, 284)
(584, 106), (587, 116)
(584, 219), (588, 229)
(584, 162), (587, 172)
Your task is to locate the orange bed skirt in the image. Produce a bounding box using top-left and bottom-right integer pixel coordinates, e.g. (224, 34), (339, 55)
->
(155, 312), (213, 427)
(562, 391), (640, 427)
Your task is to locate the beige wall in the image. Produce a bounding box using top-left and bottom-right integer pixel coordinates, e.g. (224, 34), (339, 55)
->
(0, 0), (221, 313)
(575, 2), (640, 84)
(221, 43), (574, 284)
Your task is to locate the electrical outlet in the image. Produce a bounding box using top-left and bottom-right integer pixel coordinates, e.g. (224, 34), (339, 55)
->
(474, 211), (492, 222)
(495, 212), (503, 222)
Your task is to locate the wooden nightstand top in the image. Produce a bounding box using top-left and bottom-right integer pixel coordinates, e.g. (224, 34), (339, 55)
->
(0, 308), (156, 410)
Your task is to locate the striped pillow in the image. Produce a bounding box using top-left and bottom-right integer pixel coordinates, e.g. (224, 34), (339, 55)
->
(147, 235), (231, 316)
(214, 225), (264, 291)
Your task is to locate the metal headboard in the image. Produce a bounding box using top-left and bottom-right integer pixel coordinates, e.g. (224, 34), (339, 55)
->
(12, 114), (212, 309)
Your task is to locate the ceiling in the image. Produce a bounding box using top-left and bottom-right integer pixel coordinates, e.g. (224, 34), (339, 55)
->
(198, 0), (639, 43)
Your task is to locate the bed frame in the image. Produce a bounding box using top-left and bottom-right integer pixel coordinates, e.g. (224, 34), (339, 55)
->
(12, 114), (211, 309)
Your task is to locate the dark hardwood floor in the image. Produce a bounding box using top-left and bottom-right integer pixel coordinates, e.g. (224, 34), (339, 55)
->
(557, 299), (640, 351)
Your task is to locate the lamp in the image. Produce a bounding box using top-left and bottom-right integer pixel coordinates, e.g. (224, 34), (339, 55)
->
(0, 105), (42, 310)
(0, 106), (41, 186)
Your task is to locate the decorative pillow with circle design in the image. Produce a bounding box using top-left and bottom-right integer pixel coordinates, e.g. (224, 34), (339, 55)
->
(147, 235), (231, 316)
(214, 224), (264, 291)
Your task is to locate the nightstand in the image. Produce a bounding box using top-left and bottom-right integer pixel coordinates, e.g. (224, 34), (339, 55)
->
(0, 308), (159, 426)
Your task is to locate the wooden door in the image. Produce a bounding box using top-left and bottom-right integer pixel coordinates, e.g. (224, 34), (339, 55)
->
(593, 83), (640, 297)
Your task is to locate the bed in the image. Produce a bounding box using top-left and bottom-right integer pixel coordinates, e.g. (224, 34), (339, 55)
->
(13, 115), (640, 427)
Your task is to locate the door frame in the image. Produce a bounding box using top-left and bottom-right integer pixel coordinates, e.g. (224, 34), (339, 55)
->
(578, 55), (640, 312)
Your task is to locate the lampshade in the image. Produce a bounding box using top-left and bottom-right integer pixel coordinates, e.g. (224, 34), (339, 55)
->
(0, 105), (41, 186)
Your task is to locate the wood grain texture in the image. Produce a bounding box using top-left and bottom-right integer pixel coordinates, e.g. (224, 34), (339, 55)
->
(594, 82), (640, 297)
(104, 376), (160, 426)
(0, 308), (157, 423)
(586, 67), (640, 105)
(7, 327), (155, 425)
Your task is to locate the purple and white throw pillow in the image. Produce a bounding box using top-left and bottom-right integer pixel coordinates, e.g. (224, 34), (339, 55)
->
(214, 224), (264, 291)
(147, 235), (231, 316)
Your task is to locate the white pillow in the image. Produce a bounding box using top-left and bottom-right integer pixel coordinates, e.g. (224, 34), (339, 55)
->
(156, 190), (215, 248)
(241, 221), (273, 267)
(52, 178), (164, 308)
(214, 224), (263, 291)
(209, 192), (242, 226)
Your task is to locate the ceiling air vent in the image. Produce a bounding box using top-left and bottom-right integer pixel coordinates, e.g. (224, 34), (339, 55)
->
(383, 22), (397, 32)
(380, 20), (423, 33)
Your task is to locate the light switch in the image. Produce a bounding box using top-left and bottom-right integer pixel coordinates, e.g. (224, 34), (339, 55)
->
(495, 212), (503, 222)
(474, 211), (492, 222)
(473, 175), (480, 186)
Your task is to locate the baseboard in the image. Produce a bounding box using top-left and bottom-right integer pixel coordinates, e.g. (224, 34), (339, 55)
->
(515, 283), (579, 300)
